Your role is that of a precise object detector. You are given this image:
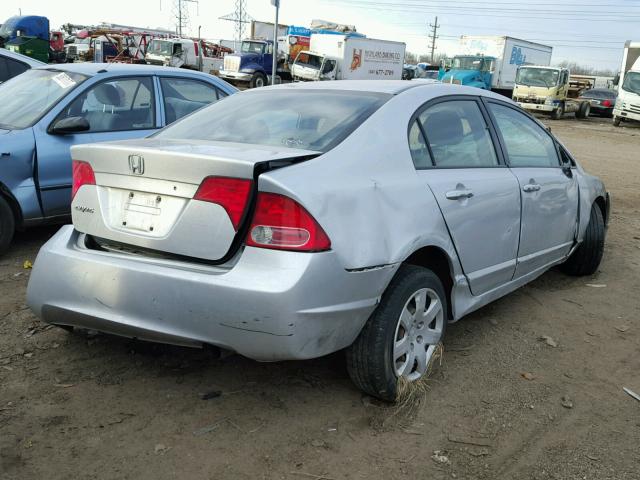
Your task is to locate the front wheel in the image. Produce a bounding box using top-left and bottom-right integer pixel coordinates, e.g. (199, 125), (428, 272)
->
(560, 205), (605, 276)
(550, 103), (565, 120)
(613, 116), (622, 127)
(346, 265), (447, 402)
(250, 72), (267, 88)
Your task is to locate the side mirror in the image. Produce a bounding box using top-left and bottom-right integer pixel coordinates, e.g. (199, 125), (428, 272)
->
(613, 74), (620, 86)
(50, 116), (90, 135)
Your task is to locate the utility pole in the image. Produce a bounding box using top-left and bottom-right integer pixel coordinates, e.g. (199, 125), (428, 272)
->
(271, 0), (280, 85)
(428, 16), (440, 64)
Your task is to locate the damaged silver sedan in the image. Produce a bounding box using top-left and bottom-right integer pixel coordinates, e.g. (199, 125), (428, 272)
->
(27, 81), (609, 401)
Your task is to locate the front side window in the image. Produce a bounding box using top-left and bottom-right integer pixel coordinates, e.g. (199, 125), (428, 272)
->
(57, 76), (155, 133)
(0, 69), (88, 130)
(418, 100), (499, 168)
(160, 77), (222, 124)
(155, 90), (390, 153)
(488, 103), (560, 167)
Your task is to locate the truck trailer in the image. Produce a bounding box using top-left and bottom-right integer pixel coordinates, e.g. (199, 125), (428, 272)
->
(440, 36), (552, 95)
(613, 41), (640, 127)
(291, 34), (405, 81)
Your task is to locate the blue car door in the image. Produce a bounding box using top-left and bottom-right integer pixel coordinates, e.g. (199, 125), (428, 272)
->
(33, 75), (161, 216)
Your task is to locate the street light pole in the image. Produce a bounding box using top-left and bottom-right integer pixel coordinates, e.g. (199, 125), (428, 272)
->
(271, 0), (279, 85)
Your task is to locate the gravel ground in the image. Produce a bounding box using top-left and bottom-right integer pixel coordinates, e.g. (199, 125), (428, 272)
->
(1, 116), (639, 480)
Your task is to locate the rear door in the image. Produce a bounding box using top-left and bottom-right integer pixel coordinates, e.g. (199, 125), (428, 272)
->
(411, 97), (522, 295)
(485, 101), (579, 278)
(34, 75), (160, 216)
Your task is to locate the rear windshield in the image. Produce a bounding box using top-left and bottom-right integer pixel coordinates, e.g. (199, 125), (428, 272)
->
(155, 90), (391, 152)
(581, 89), (616, 99)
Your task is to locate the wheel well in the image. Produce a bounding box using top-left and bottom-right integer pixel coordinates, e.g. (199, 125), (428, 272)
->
(403, 246), (454, 320)
(0, 183), (22, 229)
(594, 196), (607, 225)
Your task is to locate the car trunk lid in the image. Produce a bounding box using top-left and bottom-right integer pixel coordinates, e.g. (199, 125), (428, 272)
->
(70, 138), (320, 261)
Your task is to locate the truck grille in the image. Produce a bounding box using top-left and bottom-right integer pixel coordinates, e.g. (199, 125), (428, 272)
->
(515, 96), (545, 105)
(629, 104), (640, 114)
(66, 45), (77, 56)
(146, 59), (164, 66)
(223, 56), (240, 72)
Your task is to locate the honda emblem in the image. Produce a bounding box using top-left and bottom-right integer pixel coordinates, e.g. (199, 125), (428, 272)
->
(128, 154), (145, 175)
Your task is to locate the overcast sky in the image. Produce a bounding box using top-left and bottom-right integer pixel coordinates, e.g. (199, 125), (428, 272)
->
(1, 0), (637, 71)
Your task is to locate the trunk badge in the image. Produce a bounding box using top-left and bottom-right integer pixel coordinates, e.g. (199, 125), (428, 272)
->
(128, 154), (145, 175)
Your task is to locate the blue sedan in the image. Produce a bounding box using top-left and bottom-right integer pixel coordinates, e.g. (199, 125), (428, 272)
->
(0, 63), (237, 253)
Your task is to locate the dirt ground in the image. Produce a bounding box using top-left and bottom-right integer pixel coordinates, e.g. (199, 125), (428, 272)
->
(1, 117), (639, 480)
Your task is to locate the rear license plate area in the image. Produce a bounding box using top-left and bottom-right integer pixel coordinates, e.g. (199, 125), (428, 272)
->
(122, 192), (161, 232)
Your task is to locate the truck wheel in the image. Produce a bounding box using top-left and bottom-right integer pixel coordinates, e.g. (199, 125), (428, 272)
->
(613, 116), (622, 127)
(250, 72), (267, 88)
(551, 103), (565, 120)
(560, 204), (605, 276)
(0, 196), (16, 256)
(576, 102), (590, 119)
(346, 265), (447, 402)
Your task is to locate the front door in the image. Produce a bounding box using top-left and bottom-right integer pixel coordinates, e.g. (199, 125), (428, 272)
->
(35, 75), (159, 216)
(410, 98), (522, 295)
(486, 101), (579, 277)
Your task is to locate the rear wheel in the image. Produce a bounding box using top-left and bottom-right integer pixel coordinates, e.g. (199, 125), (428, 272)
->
(0, 196), (15, 256)
(250, 72), (267, 88)
(560, 205), (605, 276)
(551, 102), (565, 120)
(346, 265), (447, 402)
(576, 102), (590, 119)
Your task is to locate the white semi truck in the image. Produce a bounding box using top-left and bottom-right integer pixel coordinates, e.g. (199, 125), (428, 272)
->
(291, 34), (405, 81)
(613, 41), (640, 127)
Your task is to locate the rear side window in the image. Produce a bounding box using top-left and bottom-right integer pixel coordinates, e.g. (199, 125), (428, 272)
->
(160, 77), (222, 124)
(0, 58), (9, 83)
(6, 58), (28, 78)
(417, 100), (499, 168)
(408, 120), (431, 168)
(488, 103), (560, 167)
(156, 90), (391, 153)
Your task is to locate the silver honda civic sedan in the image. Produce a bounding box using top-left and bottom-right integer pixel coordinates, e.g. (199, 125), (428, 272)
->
(27, 81), (609, 401)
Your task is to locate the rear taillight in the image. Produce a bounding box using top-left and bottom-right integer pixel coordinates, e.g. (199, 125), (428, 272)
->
(602, 100), (612, 107)
(246, 192), (331, 252)
(194, 176), (252, 231)
(71, 160), (96, 200)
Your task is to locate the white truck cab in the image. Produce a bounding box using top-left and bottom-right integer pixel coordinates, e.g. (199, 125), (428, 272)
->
(613, 41), (640, 126)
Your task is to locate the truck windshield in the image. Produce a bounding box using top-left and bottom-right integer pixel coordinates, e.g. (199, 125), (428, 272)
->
(155, 90), (391, 153)
(516, 68), (559, 87)
(0, 69), (88, 130)
(148, 40), (173, 56)
(295, 52), (322, 70)
(452, 57), (482, 70)
(0, 17), (18, 39)
(622, 72), (640, 95)
(241, 41), (265, 55)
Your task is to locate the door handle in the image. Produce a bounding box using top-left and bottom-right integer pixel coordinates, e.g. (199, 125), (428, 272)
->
(522, 183), (541, 192)
(445, 189), (474, 200)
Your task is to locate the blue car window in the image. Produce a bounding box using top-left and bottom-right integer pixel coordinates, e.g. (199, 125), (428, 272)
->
(57, 76), (155, 133)
(160, 77), (220, 124)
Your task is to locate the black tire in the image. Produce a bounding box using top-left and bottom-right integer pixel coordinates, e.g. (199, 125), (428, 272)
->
(576, 102), (590, 119)
(0, 196), (16, 256)
(551, 102), (565, 120)
(560, 205), (605, 276)
(250, 72), (267, 88)
(346, 265), (448, 402)
(613, 116), (622, 127)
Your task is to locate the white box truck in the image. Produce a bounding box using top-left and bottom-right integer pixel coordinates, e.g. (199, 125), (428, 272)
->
(440, 35), (553, 95)
(291, 34), (405, 81)
(613, 41), (640, 126)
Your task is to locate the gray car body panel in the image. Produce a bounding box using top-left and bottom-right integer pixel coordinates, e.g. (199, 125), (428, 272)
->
(27, 81), (609, 360)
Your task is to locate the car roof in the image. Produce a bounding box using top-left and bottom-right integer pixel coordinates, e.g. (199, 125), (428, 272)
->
(31, 62), (211, 78)
(250, 79), (513, 102)
(0, 47), (46, 67)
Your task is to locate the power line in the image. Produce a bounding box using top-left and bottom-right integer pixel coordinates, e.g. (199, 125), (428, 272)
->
(428, 16), (439, 63)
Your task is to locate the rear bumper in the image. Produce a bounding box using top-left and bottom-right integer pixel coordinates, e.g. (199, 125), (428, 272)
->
(27, 226), (396, 361)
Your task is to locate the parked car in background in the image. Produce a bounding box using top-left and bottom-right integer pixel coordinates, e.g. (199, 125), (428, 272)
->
(0, 48), (44, 84)
(27, 81), (609, 401)
(578, 88), (617, 117)
(0, 63), (236, 253)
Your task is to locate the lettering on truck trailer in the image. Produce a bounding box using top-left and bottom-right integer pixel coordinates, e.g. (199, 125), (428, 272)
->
(510, 46), (528, 65)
